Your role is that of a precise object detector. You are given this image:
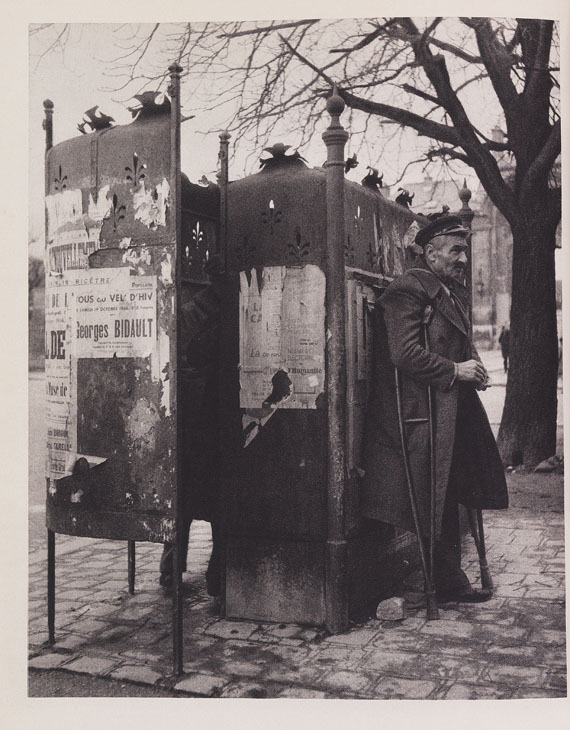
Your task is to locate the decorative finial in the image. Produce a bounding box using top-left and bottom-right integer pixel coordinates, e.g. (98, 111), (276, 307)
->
(43, 99), (54, 111)
(219, 130), (231, 142)
(77, 106), (115, 135)
(361, 167), (384, 191)
(395, 189), (415, 208)
(259, 143), (307, 169)
(128, 91), (171, 119)
(326, 84), (345, 118)
(459, 178), (472, 204)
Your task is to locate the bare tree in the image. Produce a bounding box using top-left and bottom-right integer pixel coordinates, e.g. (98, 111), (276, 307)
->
(32, 18), (561, 466)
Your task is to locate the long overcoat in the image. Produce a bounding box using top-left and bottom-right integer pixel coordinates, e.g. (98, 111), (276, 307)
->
(362, 262), (508, 538)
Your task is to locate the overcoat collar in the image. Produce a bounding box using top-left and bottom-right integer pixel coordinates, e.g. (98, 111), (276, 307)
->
(405, 260), (469, 337)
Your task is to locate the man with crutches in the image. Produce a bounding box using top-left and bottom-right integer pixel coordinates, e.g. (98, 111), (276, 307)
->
(363, 216), (508, 616)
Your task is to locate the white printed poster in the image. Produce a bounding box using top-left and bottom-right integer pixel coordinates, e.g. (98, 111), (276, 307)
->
(239, 265), (326, 409)
(45, 268), (157, 480)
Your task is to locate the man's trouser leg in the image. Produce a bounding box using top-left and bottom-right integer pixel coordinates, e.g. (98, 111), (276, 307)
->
(205, 518), (223, 597)
(160, 516), (192, 586)
(434, 454), (471, 594)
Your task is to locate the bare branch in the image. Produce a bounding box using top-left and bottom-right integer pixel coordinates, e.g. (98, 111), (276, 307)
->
(279, 34), (462, 148)
(218, 20), (318, 39)
(425, 146), (470, 165)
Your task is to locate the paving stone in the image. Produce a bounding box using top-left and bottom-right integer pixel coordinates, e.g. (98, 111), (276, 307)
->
(545, 668), (567, 690)
(543, 647), (567, 667)
(63, 656), (119, 676)
(116, 605), (156, 620)
(362, 649), (417, 675)
(472, 624), (528, 643)
(204, 620), (258, 640)
(443, 683), (512, 700)
(511, 688), (567, 699)
(110, 664), (162, 685)
(277, 687), (328, 699)
(262, 623), (303, 639)
(52, 634), (88, 651)
(264, 665), (325, 686)
(28, 632), (51, 647)
(495, 572), (528, 586)
(320, 670), (373, 693)
(372, 676), (437, 700)
(419, 620), (474, 639)
(483, 663), (546, 687)
(485, 645), (542, 663)
(28, 652), (70, 670)
(174, 673), (228, 696)
(321, 629), (377, 647)
(220, 682), (273, 698)
(68, 617), (110, 635)
(397, 635), (478, 659)
(54, 589), (94, 602)
(414, 654), (485, 683)
(121, 649), (169, 663)
(296, 628), (320, 642)
(456, 609), (516, 625)
(494, 583), (528, 598)
(82, 603), (121, 618)
(523, 573), (564, 588)
(307, 645), (366, 667)
(524, 587), (565, 600)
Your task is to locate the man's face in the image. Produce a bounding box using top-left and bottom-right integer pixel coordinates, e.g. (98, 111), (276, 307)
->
(424, 234), (469, 285)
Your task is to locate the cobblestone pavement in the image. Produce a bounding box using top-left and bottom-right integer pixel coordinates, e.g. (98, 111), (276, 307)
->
(27, 360), (566, 701)
(28, 472), (566, 700)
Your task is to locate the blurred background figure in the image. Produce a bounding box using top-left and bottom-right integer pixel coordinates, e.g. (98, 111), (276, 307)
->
(499, 325), (510, 373)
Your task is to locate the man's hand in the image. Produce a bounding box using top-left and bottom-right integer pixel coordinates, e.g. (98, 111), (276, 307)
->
(456, 359), (488, 386)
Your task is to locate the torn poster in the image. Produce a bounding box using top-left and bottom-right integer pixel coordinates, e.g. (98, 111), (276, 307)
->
(45, 273), (77, 481)
(239, 265), (326, 409)
(45, 267), (158, 480)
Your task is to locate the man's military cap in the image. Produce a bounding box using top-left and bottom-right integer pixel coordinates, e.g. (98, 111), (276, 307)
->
(415, 215), (469, 248)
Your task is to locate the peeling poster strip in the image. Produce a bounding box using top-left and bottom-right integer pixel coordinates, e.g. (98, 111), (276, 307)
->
(45, 185), (112, 274)
(239, 264), (326, 410)
(133, 178), (170, 229)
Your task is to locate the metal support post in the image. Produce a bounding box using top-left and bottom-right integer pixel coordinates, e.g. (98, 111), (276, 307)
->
(44, 100), (55, 646)
(458, 179), (475, 338)
(127, 541), (136, 594)
(322, 86), (349, 634)
(169, 61), (184, 676)
(47, 529), (55, 643)
(218, 130), (231, 269)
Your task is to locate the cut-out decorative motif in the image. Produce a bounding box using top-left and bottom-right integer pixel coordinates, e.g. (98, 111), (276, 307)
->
(261, 199), (283, 234)
(54, 165), (68, 192)
(125, 153), (147, 187)
(288, 227), (310, 262)
(110, 193), (126, 231)
(345, 234), (355, 265)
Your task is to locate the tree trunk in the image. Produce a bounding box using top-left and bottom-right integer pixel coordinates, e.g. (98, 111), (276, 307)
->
(497, 207), (559, 467)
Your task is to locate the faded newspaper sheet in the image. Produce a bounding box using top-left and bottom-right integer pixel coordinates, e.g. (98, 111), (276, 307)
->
(239, 265), (325, 409)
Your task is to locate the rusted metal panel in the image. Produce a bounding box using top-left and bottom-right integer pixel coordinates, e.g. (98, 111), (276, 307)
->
(344, 182), (420, 278)
(226, 537), (326, 624)
(44, 102), (179, 542)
